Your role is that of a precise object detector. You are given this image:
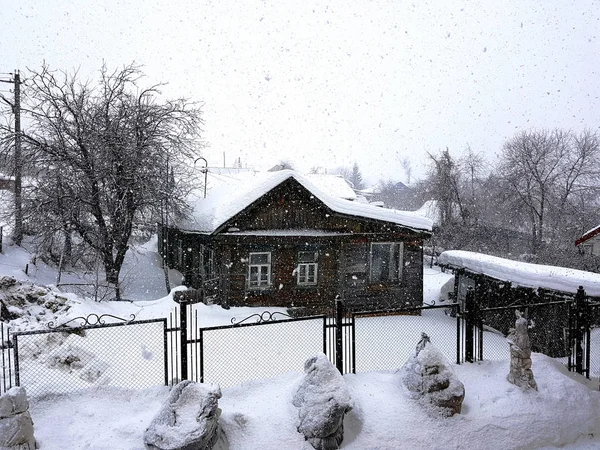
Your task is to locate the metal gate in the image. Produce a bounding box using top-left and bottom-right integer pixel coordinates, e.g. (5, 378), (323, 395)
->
(168, 304), (328, 388)
(11, 315), (168, 397)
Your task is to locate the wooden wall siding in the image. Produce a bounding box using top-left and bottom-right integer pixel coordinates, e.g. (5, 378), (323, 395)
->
(216, 238), (341, 309)
(159, 223), (426, 311)
(159, 227), (213, 289)
(157, 174), (430, 311)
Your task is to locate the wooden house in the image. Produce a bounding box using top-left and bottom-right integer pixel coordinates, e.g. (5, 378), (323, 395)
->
(159, 170), (433, 313)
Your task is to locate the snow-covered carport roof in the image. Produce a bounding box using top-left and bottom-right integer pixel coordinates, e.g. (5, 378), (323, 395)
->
(438, 250), (600, 297)
(176, 170), (433, 235)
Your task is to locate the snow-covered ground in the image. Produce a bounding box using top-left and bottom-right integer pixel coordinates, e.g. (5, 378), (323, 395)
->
(1, 239), (600, 449)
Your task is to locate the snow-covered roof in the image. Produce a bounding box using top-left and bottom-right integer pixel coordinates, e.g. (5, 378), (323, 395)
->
(438, 250), (600, 297)
(414, 200), (440, 225)
(178, 170), (433, 234)
(576, 225), (600, 246)
(303, 174), (357, 200)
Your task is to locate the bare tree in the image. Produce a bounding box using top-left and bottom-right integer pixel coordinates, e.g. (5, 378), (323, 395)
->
(459, 145), (486, 225)
(496, 128), (600, 254)
(19, 64), (203, 299)
(426, 148), (463, 226)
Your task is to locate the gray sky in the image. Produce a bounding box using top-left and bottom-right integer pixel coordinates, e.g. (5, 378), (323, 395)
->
(2, 0), (600, 184)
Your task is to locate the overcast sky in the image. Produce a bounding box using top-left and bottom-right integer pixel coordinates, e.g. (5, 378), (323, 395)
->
(2, 0), (600, 184)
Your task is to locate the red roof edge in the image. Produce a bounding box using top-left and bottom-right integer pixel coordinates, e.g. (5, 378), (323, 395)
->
(576, 225), (600, 246)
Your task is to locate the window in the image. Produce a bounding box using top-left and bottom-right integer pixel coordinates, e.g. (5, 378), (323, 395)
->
(177, 239), (183, 267)
(198, 244), (205, 278)
(248, 252), (271, 288)
(370, 242), (403, 283)
(297, 251), (318, 286)
(205, 248), (214, 279)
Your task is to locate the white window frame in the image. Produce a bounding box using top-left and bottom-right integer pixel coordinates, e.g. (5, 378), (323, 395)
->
(297, 251), (318, 286)
(369, 242), (403, 283)
(248, 252), (272, 288)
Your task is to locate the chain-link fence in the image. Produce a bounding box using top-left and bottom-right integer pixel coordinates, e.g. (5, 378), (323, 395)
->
(588, 304), (600, 383)
(478, 301), (571, 362)
(198, 315), (327, 388)
(13, 318), (167, 397)
(352, 303), (461, 373)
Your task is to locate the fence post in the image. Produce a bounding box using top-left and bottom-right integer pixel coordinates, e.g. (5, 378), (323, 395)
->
(574, 286), (589, 376)
(180, 303), (188, 380)
(464, 287), (476, 363)
(335, 296), (344, 374)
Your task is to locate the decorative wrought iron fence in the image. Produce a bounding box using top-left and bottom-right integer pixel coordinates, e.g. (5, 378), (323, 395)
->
(12, 315), (167, 397)
(5, 286), (600, 398)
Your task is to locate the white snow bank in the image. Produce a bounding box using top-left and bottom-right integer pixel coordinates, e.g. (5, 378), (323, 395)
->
(438, 250), (600, 297)
(28, 353), (600, 450)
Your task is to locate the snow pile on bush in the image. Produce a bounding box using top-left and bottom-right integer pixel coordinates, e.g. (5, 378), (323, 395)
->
(0, 276), (73, 329)
(293, 354), (353, 449)
(400, 334), (465, 417)
(144, 380), (225, 450)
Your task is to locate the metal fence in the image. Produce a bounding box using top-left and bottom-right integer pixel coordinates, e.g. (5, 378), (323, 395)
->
(1, 322), (15, 395)
(352, 303), (461, 373)
(477, 300), (571, 361)
(166, 302), (328, 387)
(5, 286), (600, 397)
(11, 315), (167, 397)
(461, 286), (600, 387)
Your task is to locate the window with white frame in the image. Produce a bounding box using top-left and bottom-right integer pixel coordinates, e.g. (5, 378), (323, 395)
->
(369, 242), (403, 283)
(297, 251), (318, 286)
(248, 252), (271, 288)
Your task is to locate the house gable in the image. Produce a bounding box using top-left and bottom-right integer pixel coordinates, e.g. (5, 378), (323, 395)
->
(214, 176), (426, 238)
(214, 177), (330, 234)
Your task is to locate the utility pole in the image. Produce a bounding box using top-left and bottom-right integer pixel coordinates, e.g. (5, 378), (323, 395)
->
(0, 70), (23, 245)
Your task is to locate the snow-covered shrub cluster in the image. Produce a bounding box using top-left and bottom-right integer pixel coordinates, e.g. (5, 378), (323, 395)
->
(401, 334), (465, 417)
(293, 354), (353, 450)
